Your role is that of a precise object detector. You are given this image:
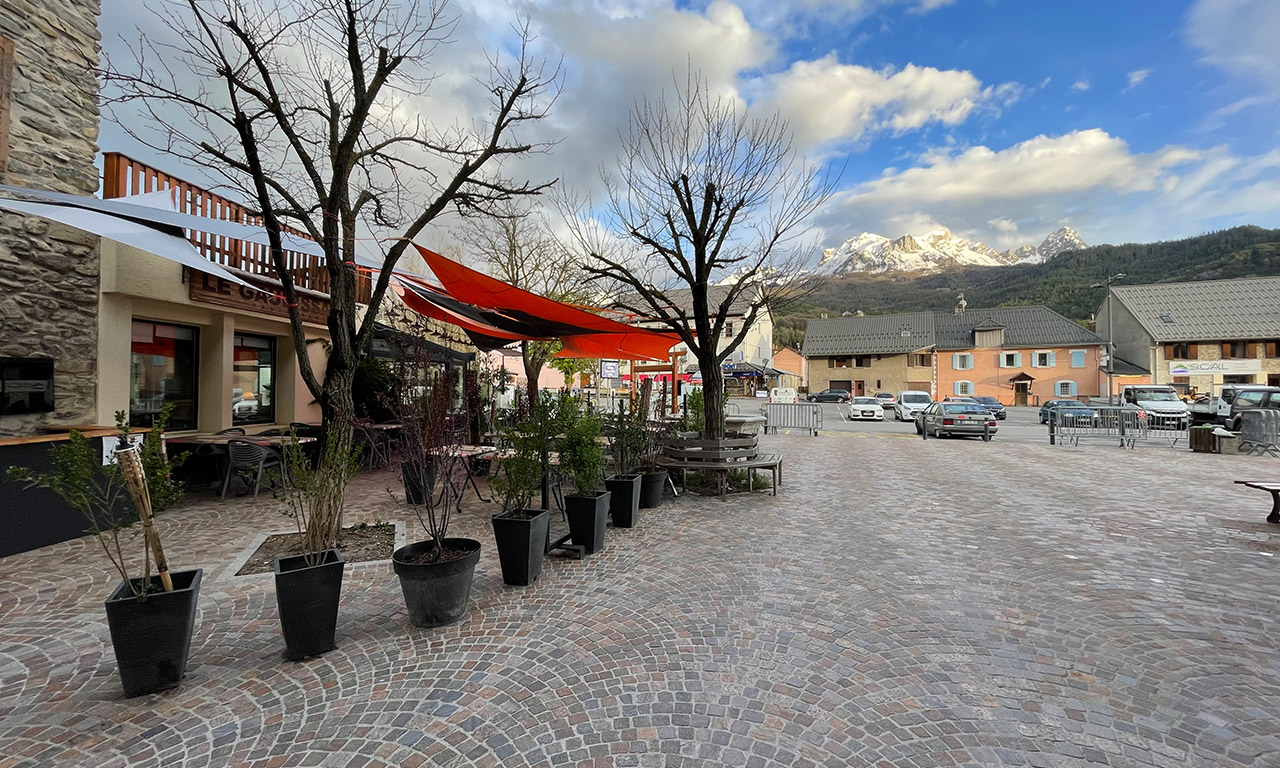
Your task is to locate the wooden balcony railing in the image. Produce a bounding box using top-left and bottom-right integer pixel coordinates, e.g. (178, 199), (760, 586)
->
(101, 152), (372, 303)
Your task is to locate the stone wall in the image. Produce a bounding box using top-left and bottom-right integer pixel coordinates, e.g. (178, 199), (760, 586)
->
(0, 0), (102, 436)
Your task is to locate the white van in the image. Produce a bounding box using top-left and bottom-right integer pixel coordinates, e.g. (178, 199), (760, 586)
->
(894, 390), (933, 421)
(768, 387), (798, 404)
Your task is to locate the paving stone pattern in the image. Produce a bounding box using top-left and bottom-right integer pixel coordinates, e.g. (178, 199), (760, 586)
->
(0, 436), (1278, 767)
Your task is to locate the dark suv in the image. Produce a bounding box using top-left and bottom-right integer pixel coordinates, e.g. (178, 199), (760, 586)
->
(808, 388), (852, 403)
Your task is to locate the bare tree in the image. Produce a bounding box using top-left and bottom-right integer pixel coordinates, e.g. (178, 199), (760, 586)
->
(454, 199), (584, 401)
(577, 73), (832, 439)
(103, 0), (559, 547)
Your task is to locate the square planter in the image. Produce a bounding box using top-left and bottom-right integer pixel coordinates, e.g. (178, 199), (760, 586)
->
(564, 490), (610, 554)
(104, 569), (202, 698)
(274, 549), (345, 661)
(491, 508), (550, 586)
(605, 474), (641, 528)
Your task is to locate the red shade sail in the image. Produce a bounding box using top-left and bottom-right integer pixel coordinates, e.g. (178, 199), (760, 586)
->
(554, 332), (680, 362)
(391, 279), (537, 344)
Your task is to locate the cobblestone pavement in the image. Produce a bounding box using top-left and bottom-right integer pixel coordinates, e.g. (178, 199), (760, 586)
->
(1, 435), (1278, 767)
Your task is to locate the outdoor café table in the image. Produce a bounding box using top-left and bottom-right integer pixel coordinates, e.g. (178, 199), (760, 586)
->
(163, 433), (317, 490)
(433, 445), (501, 510)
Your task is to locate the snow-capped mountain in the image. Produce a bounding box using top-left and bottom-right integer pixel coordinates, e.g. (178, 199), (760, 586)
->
(813, 226), (1087, 276)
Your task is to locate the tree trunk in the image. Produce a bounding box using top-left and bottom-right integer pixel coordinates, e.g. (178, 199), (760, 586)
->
(308, 360), (358, 552)
(521, 340), (544, 404)
(701, 358), (726, 440)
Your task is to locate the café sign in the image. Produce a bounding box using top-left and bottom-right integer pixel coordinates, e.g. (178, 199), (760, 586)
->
(190, 272), (330, 326)
(1168, 359), (1262, 375)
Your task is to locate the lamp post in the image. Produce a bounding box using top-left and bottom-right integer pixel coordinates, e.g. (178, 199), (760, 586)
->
(1091, 272), (1127, 403)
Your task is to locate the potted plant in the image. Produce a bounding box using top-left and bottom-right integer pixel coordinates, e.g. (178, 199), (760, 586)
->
(275, 428), (360, 660)
(604, 401), (644, 528)
(559, 405), (610, 554)
(390, 362), (482, 628)
(7, 406), (197, 698)
(489, 395), (552, 586)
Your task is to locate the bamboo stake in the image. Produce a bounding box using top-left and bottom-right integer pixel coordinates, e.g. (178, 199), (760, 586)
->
(117, 445), (173, 592)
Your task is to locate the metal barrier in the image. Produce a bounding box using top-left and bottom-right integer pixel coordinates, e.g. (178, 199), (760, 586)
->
(1051, 406), (1153, 449)
(761, 403), (823, 436)
(1240, 409), (1280, 457)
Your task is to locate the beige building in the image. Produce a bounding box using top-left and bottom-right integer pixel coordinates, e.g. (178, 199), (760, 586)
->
(1097, 277), (1280, 397)
(801, 312), (935, 396)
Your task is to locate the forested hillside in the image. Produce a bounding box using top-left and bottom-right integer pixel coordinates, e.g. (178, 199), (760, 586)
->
(775, 226), (1280, 349)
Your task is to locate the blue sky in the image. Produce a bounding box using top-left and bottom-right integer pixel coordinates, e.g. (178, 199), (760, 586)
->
(100, 0), (1280, 257)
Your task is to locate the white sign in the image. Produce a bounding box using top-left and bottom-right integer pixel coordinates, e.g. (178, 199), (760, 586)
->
(1168, 359), (1262, 375)
(600, 359), (620, 379)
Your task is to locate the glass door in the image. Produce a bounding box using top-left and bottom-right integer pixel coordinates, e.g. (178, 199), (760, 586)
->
(232, 333), (276, 425)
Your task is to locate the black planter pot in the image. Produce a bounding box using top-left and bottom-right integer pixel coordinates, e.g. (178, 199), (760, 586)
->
(392, 538), (482, 628)
(274, 549), (345, 661)
(402, 461), (436, 506)
(637, 469), (668, 509)
(491, 509), (549, 586)
(104, 569), (202, 698)
(606, 474), (642, 528)
(564, 491), (610, 555)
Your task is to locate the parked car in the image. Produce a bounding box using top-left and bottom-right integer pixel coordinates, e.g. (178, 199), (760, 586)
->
(1189, 384), (1280, 429)
(943, 396), (980, 404)
(916, 402), (998, 439)
(971, 395), (1007, 420)
(1039, 399), (1098, 426)
(873, 392), (897, 408)
(808, 388), (851, 403)
(848, 396), (885, 420)
(1119, 385), (1189, 430)
(894, 390), (932, 421)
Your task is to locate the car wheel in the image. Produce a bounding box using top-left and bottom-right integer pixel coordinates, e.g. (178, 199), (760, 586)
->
(1039, 415), (1046, 424)
(933, 424), (943, 439)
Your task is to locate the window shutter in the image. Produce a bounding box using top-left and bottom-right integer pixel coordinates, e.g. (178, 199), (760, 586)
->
(1248, 342), (1258, 358)
(1013, 352), (1022, 368)
(1164, 343), (1175, 357)
(1048, 352), (1057, 367)
(828, 358), (834, 368)
(1188, 343), (1198, 358)
(1222, 342), (1232, 358)
(952, 354), (960, 370)
(954, 381), (962, 395)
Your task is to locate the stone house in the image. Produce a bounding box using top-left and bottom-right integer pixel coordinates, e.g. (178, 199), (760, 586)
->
(801, 312), (935, 397)
(1096, 276), (1280, 396)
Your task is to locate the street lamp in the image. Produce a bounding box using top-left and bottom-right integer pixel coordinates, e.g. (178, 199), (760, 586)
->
(1091, 272), (1127, 403)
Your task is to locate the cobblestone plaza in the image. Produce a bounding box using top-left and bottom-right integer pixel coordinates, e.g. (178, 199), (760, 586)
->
(1, 434), (1277, 767)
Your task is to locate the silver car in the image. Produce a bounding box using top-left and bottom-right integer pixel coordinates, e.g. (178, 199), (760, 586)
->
(916, 402), (998, 440)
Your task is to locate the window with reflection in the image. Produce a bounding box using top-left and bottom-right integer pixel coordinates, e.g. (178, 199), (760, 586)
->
(232, 333), (276, 425)
(130, 320), (198, 430)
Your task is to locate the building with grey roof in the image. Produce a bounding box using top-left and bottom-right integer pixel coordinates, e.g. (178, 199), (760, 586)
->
(803, 306), (1107, 404)
(1097, 276), (1280, 393)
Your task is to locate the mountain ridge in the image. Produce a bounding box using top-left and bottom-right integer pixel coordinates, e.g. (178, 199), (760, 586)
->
(813, 225), (1087, 276)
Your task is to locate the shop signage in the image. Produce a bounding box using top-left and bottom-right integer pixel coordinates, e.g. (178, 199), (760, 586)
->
(1169, 359), (1262, 375)
(190, 272), (329, 326)
(599, 359), (620, 379)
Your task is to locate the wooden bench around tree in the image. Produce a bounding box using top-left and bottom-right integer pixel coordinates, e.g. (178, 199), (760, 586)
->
(1233, 480), (1280, 524)
(657, 436), (782, 496)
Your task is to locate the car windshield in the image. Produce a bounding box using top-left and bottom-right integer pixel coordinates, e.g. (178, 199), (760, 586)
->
(1054, 400), (1088, 408)
(942, 404), (989, 414)
(974, 397), (1000, 405)
(901, 393), (930, 404)
(852, 398), (879, 405)
(875, 392), (892, 398)
(1134, 390), (1179, 401)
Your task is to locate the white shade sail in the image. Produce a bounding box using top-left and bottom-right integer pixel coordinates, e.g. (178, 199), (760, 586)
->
(0, 183), (324, 257)
(0, 194), (265, 291)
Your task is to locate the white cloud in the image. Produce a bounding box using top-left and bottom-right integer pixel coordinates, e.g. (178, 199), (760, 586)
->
(1071, 80), (1090, 92)
(756, 57), (989, 150)
(814, 128), (1280, 250)
(1187, 0), (1280, 90)
(1123, 68), (1152, 92)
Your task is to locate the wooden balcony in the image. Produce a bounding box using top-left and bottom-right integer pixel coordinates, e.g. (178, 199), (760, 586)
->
(101, 152), (372, 303)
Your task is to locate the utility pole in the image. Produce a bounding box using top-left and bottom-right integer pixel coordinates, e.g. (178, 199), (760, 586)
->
(1091, 273), (1127, 404)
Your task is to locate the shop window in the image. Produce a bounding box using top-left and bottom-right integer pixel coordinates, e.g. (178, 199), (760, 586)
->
(232, 333), (276, 425)
(130, 320), (198, 430)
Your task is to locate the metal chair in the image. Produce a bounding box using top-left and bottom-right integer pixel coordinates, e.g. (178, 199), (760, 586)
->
(220, 439), (284, 502)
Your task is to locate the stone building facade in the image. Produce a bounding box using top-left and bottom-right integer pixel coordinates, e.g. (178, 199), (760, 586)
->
(0, 0), (102, 436)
